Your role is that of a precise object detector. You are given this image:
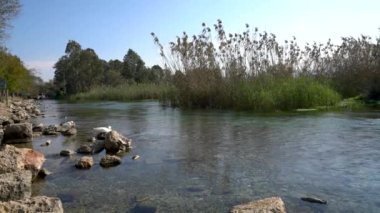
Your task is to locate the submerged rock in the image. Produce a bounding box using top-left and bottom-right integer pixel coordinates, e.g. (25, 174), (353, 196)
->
(59, 149), (75, 157)
(0, 196), (63, 213)
(2, 123), (33, 144)
(75, 156), (93, 169)
(230, 197), (286, 213)
(0, 170), (32, 201)
(100, 155), (121, 168)
(77, 144), (93, 154)
(301, 196), (327, 204)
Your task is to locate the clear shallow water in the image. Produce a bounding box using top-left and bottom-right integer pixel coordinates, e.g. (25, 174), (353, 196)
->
(25, 100), (380, 212)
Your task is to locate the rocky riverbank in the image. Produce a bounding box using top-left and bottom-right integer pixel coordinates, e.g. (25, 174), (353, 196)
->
(0, 98), (64, 212)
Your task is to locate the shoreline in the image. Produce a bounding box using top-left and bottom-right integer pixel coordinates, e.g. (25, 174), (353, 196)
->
(0, 98), (64, 212)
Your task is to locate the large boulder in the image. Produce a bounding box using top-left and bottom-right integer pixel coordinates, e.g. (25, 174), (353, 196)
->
(2, 123), (33, 144)
(75, 156), (93, 169)
(18, 148), (45, 177)
(100, 155), (121, 168)
(0, 196), (63, 213)
(0, 145), (45, 178)
(230, 197), (286, 213)
(0, 170), (32, 201)
(104, 131), (132, 154)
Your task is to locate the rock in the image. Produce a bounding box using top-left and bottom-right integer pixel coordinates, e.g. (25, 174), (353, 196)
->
(132, 155), (140, 160)
(18, 148), (46, 178)
(230, 197), (286, 213)
(41, 140), (51, 147)
(59, 149), (75, 157)
(59, 121), (77, 136)
(0, 145), (45, 178)
(2, 120), (11, 127)
(0, 170), (32, 201)
(100, 155), (121, 168)
(87, 137), (96, 142)
(77, 144), (93, 154)
(42, 125), (60, 136)
(61, 127), (77, 136)
(92, 140), (105, 154)
(0, 117), (12, 127)
(301, 196), (327, 204)
(60, 121), (75, 129)
(75, 156), (93, 169)
(104, 130), (132, 154)
(32, 108), (41, 116)
(0, 196), (63, 213)
(11, 109), (30, 123)
(2, 123), (33, 144)
(32, 123), (44, 132)
(37, 168), (52, 178)
(96, 132), (106, 140)
(33, 132), (42, 137)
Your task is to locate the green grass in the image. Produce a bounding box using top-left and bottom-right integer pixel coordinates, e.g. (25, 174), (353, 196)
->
(68, 77), (343, 112)
(69, 83), (175, 102)
(167, 75), (342, 111)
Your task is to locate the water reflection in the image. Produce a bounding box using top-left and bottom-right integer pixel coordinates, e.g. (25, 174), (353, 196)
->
(29, 100), (380, 212)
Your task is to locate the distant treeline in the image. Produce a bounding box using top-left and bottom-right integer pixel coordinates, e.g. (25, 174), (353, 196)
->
(53, 20), (380, 111)
(48, 40), (171, 98)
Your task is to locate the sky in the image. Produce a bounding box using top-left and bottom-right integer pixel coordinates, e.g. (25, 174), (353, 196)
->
(5, 0), (380, 81)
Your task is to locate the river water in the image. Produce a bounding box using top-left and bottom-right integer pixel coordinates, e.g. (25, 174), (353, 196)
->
(27, 100), (380, 212)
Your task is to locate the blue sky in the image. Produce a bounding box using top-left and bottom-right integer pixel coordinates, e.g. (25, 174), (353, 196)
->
(5, 0), (380, 81)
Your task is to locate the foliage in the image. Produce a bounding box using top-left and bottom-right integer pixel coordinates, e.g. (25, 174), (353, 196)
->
(151, 20), (380, 110)
(0, 50), (37, 94)
(53, 41), (171, 97)
(69, 83), (175, 102)
(168, 75), (340, 111)
(54, 40), (105, 95)
(0, 0), (20, 43)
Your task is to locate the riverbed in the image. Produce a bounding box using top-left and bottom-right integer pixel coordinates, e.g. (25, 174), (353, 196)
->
(24, 100), (380, 212)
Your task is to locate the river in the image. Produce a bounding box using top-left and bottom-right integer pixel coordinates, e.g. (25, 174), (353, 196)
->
(26, 100), (380, 212)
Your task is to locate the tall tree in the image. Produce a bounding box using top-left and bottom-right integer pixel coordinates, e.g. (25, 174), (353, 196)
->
(0, 0), (21, 43)
(122, 49), (145, 82)
(54, 40), (105, 95)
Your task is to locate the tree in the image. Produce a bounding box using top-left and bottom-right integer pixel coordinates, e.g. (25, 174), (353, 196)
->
(104, 59), (124, 85)
(0, 50), (36, 94)
(0, 0), (21, 43)
(122, 49), (145, 82)
(54, 40), (105, 95)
